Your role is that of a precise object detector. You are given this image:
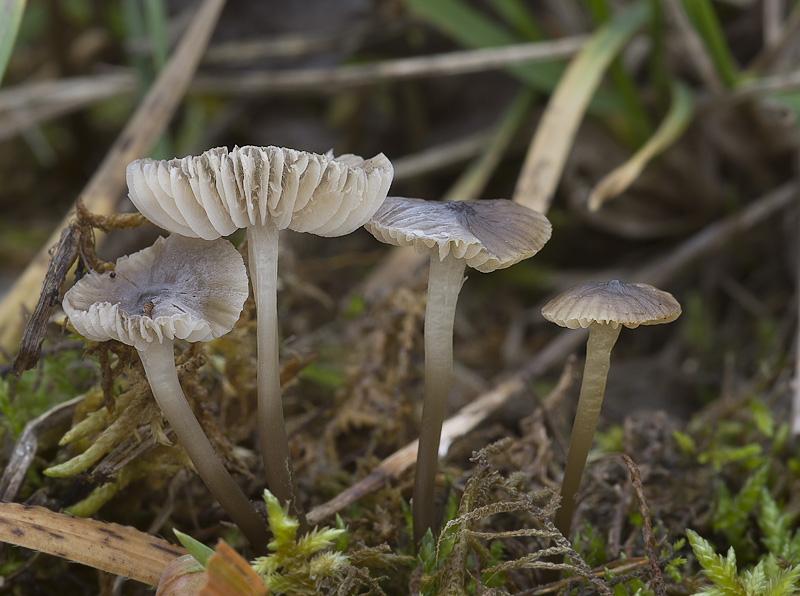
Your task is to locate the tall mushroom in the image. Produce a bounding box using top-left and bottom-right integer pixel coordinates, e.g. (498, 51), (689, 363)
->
(62, 234), (269, 553)
(365, 197), (552, 543)
(540, 279), (681, 538)
(126, 145), (393, 527)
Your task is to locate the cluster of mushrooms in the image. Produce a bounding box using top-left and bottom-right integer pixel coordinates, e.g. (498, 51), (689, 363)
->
(61, 144), (681, 552)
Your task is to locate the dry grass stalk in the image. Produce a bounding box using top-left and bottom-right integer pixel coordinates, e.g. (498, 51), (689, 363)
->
(0, 502), (186, 586)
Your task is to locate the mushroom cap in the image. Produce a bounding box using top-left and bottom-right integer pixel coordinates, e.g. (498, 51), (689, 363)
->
(541, 279), (682, 330)
(62, 235), (249, 352)
(126, 145), (394, 240)
(363, 197), (552, 273)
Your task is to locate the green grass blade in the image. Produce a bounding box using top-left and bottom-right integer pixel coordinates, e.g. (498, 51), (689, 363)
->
(443, 88), (535, 203)
(0, 0), (26, 85)
(486, 0), (544, 40)
(587, 0), (653, 145)
(588, 81), (694, 211)
(145, 0), (169, 70)
(144, 0), (171, 158)
(682, 0), (739, 87)
(174, 529), (215, 568)
(513, 1), (651, 214)
(403, 0), (619, 111)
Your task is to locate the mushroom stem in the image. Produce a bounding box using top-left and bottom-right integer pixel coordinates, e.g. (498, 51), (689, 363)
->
(138, 340), (269, 554)
(553, 322), (622, 538)
(246, 223), (307, 532)
(413, 252), (466, 545)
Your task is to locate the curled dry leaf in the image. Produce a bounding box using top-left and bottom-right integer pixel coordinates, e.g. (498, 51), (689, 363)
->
(156, 555), (206, 596)
(200, 541), (269, 596)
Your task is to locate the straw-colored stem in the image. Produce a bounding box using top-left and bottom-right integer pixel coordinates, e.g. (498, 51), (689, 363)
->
(247, 223), (307, 532)
(413, 252), (466, 545)
(553, 322), (622, 538)
(138, 340), (268, 554)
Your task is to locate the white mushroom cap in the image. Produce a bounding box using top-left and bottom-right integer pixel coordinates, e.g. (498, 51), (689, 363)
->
(126, 146), (394, 240)
(364, 197), (552, 273)
(62, 235), (249, 352)
(541, 279), (682, 330)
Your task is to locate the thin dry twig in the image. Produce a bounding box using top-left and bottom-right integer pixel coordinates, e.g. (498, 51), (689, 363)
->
(0, 72), (135, 141)
(621, 455), (665, 596)
(391, 130), (493, 182)
(0, 394), (84, 502)
(793, 164), (800, 438)
(9, 203), (147, 378)
(192, 36), (587, 94)
(720, 67), (800, 106)
(662, 0), (724, 93)
(749, 1), (800, 71)
(202, 21), (373, 64)
(763, 0), (786, 49)
(0, 37), (585, 140)
(9, 225), (78, 377)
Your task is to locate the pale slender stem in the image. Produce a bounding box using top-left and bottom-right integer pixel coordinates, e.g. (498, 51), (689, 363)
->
(413, 252), (466, 545)
(247, 223), (307, 532)
(138, 341), (268, 554)
(553, 322), (622, 539)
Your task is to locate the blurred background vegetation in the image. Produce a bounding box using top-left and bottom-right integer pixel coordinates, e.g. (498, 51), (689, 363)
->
(1, 0), (800, 594)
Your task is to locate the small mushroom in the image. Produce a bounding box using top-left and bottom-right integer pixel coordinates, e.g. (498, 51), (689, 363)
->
(62, 234), (269, 553)
(126, 145), (393, 527)
(540, 279), (681, 538)
(365, 197), (552, 543)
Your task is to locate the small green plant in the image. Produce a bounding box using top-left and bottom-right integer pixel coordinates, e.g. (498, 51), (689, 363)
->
(711, 464), (769, 555)
(688, 481), (800, 596)
(178, 489), (407, 595)
(757, 489), (800, 566)
(686, 530), (800, 596)
(252, 489), (350, 593)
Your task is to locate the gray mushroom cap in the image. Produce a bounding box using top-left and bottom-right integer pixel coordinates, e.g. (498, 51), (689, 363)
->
(126, 145), (394, 240)
(62, 235), (248, 351)
(541, 279), (682, 330)
(364, 197), (552, 273)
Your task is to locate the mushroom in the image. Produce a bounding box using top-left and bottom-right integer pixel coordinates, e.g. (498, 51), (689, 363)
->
(365, 197), (552, 543)
(126, 145), (393, 526)
(540, 279), (681, 538)
(62, 234), (269, 553)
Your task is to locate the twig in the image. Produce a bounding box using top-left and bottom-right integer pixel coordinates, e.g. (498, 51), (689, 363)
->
(719, 68), (800, 106)
(635, 182), (796, 286)
(0, 394), (84, 501)
(763, 0), (786, 49)
(662, 0), (724, 93)
(793, 161), (800, 438)
(0, 36), (585, 140)
(621, 455), (665, 596)
(201, 21), (374, 64)
(749, 1), (800, 71)
(0, 72), (135, 141)
(9, 204), (147, 378)
(392, 130), (492, 182)
(192, 36), (588, 94)
(9, 226), (79, 378)
(517, 557), (651, 595)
